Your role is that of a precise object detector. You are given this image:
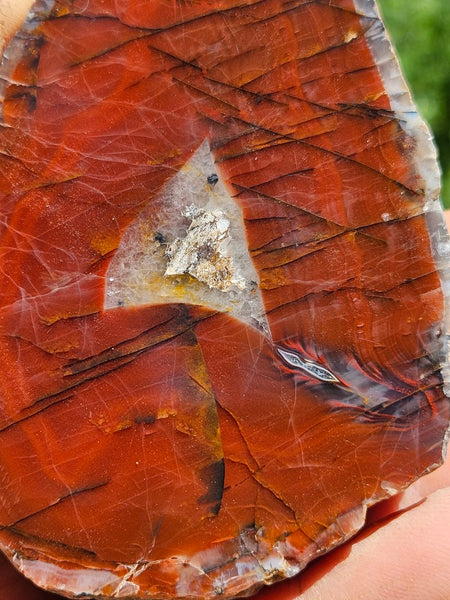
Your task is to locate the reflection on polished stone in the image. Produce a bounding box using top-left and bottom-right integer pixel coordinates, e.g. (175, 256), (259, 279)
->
(0, 0), (448, 598)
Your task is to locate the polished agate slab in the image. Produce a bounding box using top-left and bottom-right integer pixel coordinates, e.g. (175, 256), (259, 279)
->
(0, 0), (449, 598)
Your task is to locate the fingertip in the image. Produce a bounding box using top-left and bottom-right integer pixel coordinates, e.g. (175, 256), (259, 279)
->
(0, 0), (34, 50)
(445, 209), (450, 231)
(297, 487), (450, 600)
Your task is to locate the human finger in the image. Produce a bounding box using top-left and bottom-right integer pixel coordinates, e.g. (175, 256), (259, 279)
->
(0, 0), (33, 50)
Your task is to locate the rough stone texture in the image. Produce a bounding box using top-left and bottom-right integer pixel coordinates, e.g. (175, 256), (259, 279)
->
(0, 1), (448, 598)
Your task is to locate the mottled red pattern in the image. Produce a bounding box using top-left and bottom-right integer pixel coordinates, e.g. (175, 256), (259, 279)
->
(0, 0), (448, 598)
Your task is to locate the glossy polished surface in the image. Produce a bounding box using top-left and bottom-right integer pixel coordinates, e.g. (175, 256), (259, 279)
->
(0, 0), (448, 598)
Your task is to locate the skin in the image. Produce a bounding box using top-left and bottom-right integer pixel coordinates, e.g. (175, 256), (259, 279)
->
(0, 2), (449, 598)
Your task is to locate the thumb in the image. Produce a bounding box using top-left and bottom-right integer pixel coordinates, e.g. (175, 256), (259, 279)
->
(0, 0), (34, 50)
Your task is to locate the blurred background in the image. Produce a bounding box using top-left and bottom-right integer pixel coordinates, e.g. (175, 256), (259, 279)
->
(378, 0), (450, 207)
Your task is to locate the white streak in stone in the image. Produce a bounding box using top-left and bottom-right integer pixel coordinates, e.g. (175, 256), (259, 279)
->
(10, 554), (138, 597)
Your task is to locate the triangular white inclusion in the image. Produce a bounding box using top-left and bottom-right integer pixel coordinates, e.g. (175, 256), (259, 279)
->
(104, 139), (269, 334)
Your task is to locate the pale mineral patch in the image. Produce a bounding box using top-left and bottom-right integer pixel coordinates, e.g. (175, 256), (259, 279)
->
(105, 139), (269, 334)
(164, 204), (247, 292)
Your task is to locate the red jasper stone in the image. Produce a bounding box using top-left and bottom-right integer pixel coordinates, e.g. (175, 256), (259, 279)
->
(0, 0), (448, 598)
